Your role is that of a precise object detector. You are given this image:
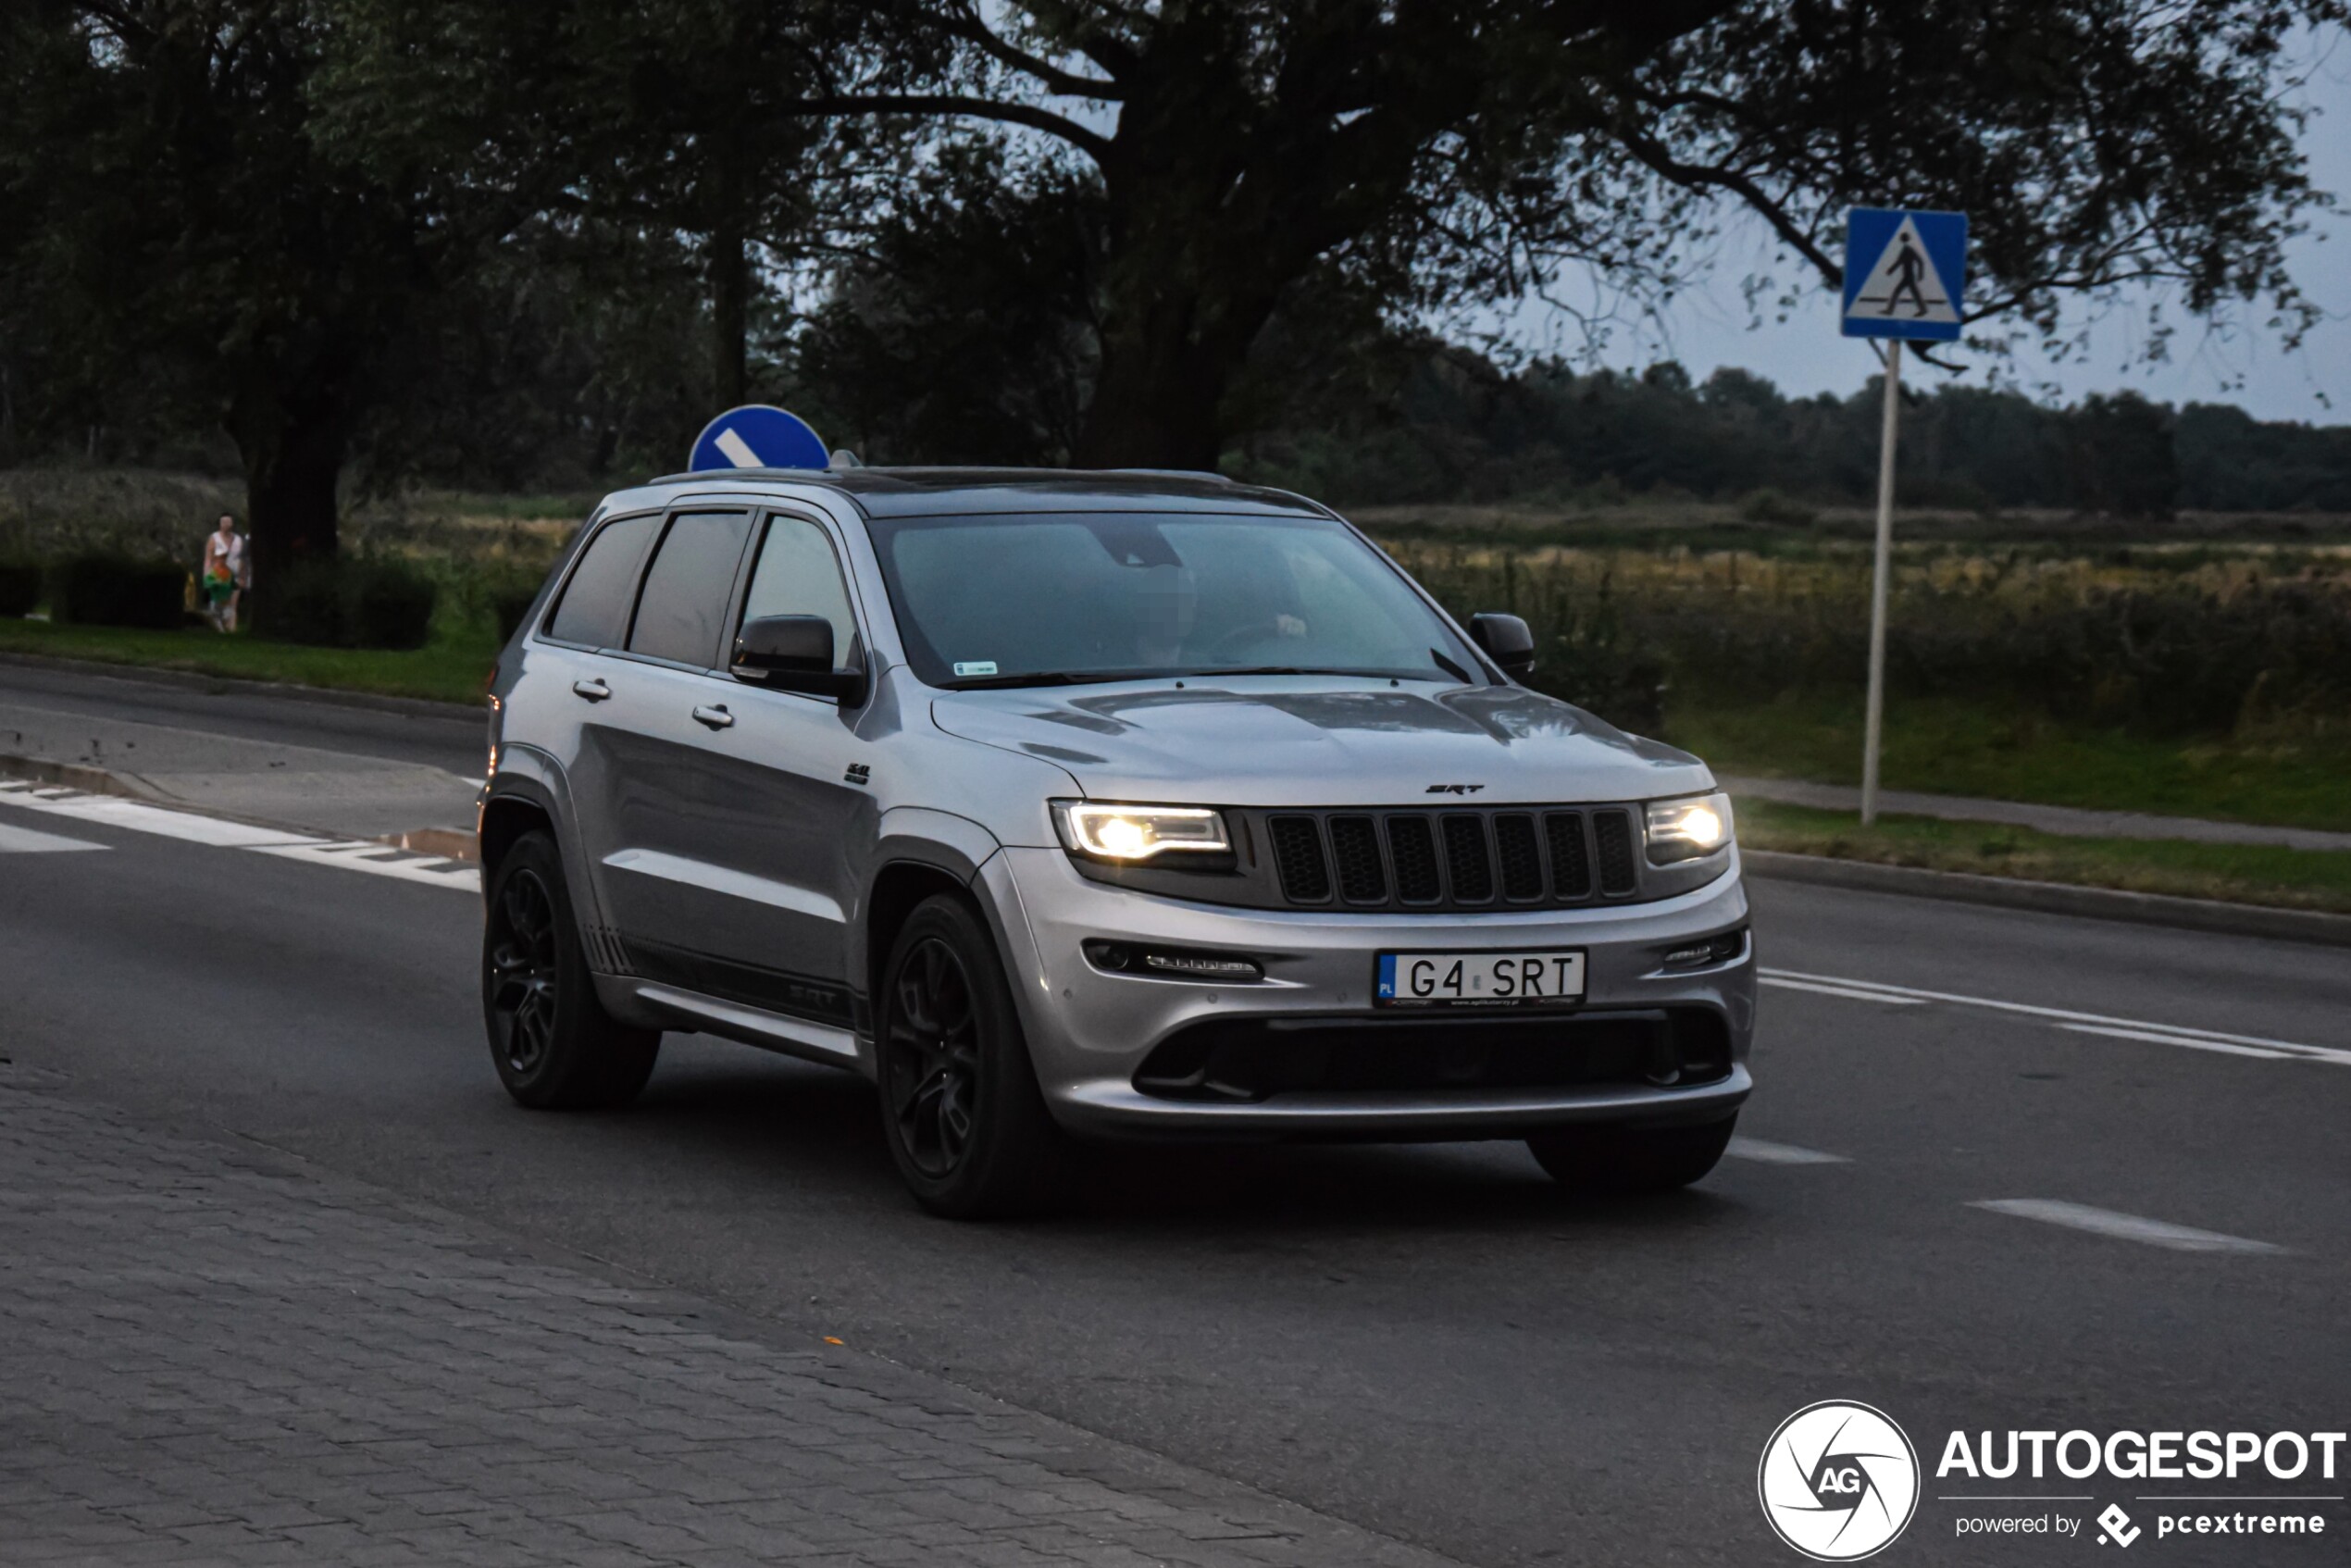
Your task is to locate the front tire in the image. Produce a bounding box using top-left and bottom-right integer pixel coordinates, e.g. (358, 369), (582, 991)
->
(482, 830), (659, 1109)
(876, 894), (1067, 1218)
(1526, 1114), (1736, 1193)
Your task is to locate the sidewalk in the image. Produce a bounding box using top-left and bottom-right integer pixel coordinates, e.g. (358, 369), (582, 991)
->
(0, 693), (478, 841)
(1720, 774), (2351, 853)
(0, 1067), (1455, 1568)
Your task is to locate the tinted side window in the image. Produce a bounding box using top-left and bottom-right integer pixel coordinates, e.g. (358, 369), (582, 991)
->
(740, 516), (857, 667)
(627, 511), (753, 666)
(546, 513), (657, 647)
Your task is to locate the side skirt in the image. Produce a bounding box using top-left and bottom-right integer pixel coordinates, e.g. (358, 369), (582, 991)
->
(599, 977), (871, 1079)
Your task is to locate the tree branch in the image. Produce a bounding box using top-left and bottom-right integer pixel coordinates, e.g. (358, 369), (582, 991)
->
(1614, 128), (1841, 285)
(941, 2), (1122, 99)
(802, 93), (1111, 164)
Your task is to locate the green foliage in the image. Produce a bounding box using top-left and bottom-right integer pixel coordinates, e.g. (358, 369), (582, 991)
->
(793, 143), (1098, 466)
(0, 616), (493, 705)
(1738, 489), (1818, 528)
(264, 558), (439, 650)
(47, 554), (187, 629)
(1672, 691), (2351, 834)
(1736, 801), (2351, 915)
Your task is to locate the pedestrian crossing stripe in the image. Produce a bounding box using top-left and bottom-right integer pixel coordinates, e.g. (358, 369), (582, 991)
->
(1841, 206), (1968, 342)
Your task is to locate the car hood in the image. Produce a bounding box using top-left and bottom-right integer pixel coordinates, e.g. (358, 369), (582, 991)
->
(928, 679), (1713, 807)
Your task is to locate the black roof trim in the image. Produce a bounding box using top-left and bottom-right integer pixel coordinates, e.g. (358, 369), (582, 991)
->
(635, 465), (1330, 519)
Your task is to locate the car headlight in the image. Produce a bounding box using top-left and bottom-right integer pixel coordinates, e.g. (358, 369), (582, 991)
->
(1644, 791), (1733, 865)
(1052, 802), (1231, 863)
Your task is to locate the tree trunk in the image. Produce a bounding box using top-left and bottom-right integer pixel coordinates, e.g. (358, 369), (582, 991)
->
(708, 221), (748, 409)
(232, 395), (348, 620)
(1074, 233), (1279, 470)
(1076, 327), (1229, 471)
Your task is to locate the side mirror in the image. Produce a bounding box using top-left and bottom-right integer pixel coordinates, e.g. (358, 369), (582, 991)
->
(1468, 613), (1536, 679)
(732, 615), (866, 703)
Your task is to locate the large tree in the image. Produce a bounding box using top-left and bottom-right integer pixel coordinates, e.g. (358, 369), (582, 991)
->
(0, 1), (835, 577)
(809, 1), (2343, 468)
(0, 1), (472, 581)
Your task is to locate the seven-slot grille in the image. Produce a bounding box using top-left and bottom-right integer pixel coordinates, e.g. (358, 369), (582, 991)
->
(1260, 806), (1643, 910)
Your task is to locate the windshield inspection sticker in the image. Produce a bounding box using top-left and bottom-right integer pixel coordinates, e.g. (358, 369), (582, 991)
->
(952, 661), (999, 677)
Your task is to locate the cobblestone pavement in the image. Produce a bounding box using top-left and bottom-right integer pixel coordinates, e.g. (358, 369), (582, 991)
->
(0, 1071), (1457, 1568)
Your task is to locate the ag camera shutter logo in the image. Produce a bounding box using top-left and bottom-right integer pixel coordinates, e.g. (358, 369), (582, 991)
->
(1759, 1400), (1921, 1561)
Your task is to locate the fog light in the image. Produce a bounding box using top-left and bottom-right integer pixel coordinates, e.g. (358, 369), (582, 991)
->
(1660, 928), (1747, 970)
(1084, 940), (1263, 982)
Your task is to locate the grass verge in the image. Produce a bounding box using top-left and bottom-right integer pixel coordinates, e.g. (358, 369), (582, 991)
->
(1737, 800), (2351, 915)
(1666, 692), (2351, 834)
(0, 617), (493, 705)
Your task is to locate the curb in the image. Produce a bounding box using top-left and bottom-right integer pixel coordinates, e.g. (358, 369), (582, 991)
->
(0, 753), (161, 804)
(1743, 848), (2351, 950)
(0, 649), (485, 721)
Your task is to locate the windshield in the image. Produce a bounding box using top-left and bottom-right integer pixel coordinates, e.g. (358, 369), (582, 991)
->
(867, 512), (1486, 689)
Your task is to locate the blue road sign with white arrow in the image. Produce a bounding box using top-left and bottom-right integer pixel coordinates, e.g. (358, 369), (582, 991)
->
(688, 405), (830, 472)
(1841, 208), (1967, 342)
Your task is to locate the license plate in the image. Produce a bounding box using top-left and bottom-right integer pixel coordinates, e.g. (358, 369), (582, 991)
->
(1375, 950), (1586, 1008)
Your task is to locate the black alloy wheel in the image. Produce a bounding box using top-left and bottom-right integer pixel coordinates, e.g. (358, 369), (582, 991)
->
(884, 937), (984, 1178)
(479, 829), (659, 1110)
(487, 866), (560, 1078)
(875, 894), (1068, 1218)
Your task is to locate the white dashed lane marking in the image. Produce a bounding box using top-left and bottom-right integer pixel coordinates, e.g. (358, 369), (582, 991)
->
(1725, 1137), (1850, 1165)
(0, 821), (106, 854)
(2059, 1023), (2291, 1060)
(1970, 1199), (2285, 1255)
(1759, 966), (2348, 1065)
(1754, 976), (1927, 1005)
(0, 782), (478, 893)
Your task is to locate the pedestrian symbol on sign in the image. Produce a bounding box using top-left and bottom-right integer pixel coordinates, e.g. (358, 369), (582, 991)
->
(1840, 208), (1967, 342)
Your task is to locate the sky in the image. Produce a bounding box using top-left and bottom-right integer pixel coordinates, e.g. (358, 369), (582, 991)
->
(1515, 39), (2351, 424)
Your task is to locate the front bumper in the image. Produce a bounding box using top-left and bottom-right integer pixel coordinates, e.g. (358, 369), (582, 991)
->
(980, 845), (1756, 1139)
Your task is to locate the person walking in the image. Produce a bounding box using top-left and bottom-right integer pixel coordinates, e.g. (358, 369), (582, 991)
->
(1885, 234), (1930, 317)
(199, 514), (251, 632)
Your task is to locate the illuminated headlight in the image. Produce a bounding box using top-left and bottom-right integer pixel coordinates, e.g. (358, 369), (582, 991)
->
(1644, 792), (1733, 865)
(1053, 802), (1231, 863)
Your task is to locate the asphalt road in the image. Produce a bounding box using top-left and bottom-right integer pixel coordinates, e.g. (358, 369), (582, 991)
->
(2, 663), (2345, 1566)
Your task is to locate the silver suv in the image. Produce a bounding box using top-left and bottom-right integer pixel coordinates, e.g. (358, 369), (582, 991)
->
(480, 468), (1754, 1215)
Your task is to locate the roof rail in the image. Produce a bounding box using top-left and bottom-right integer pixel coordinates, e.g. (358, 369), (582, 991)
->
(639, 467), (841, 486)
(1101, 467), (1237, 484)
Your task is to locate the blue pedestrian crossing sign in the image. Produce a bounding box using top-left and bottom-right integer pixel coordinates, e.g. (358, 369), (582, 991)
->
(1841, 208), (1967, 342)
(688, 405), (830, 472)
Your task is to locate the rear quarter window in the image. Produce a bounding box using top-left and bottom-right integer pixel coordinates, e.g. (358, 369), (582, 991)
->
(628, 511), (753, 666)
(546, 514), (658, 647)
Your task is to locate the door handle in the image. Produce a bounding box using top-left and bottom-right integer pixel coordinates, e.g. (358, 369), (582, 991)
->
(572, 678), (611, 702)
(691, 704), (735, 730)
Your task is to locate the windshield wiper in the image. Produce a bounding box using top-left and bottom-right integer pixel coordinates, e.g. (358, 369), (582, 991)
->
(1429, 648), (1474, 684)
(938, 671), (1089, 690)
(1179, 666), (1367, 679)
(939, 669), (1185, 691)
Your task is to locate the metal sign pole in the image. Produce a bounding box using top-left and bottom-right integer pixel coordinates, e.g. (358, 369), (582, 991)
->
(1860, 341), (1900, 826)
